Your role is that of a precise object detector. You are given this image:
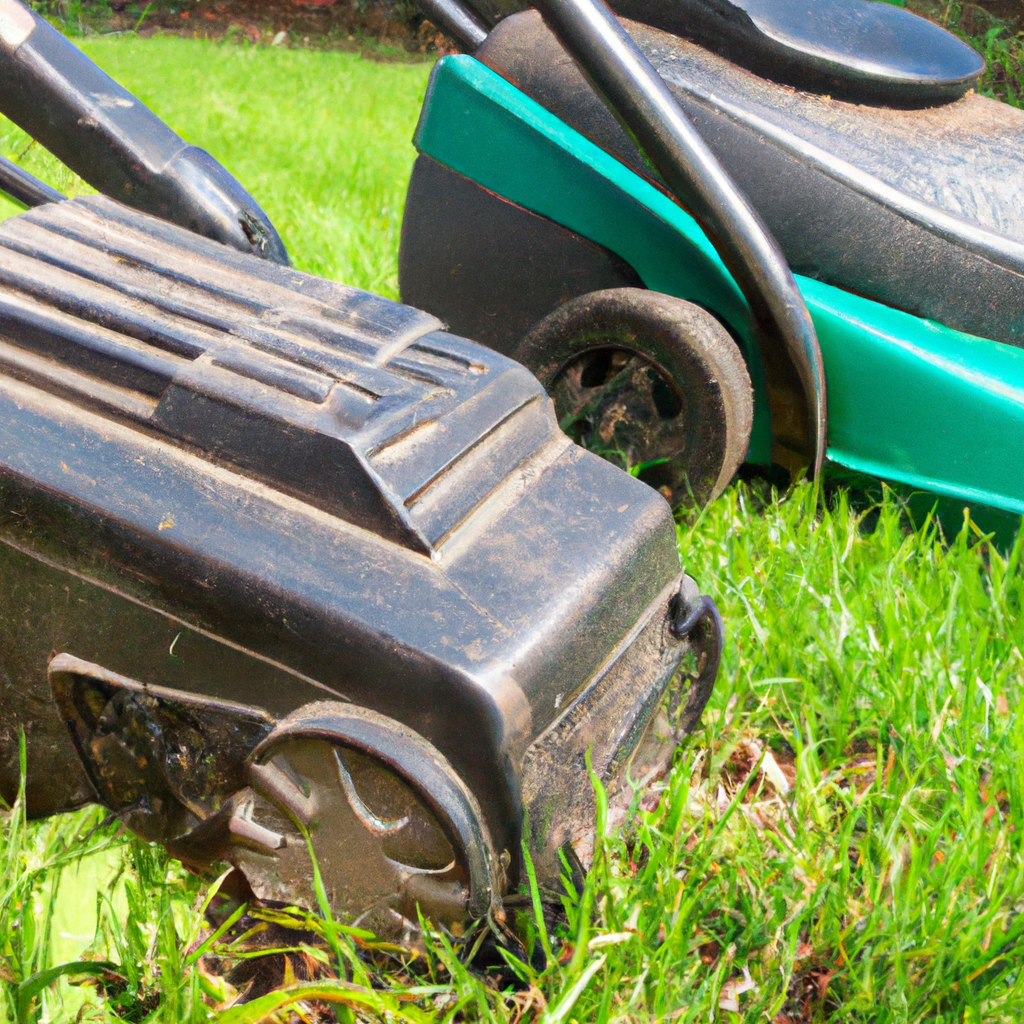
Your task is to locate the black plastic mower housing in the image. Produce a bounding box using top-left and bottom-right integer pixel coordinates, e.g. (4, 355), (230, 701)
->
(0, 195), (703, 886)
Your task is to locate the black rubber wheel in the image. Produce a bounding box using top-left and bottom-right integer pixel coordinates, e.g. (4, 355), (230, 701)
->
(231, 702), (499, 937)
(514, 288), (753, 508)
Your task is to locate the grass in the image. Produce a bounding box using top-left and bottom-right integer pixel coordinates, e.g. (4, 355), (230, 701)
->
(900, 1), (1024, 105)
(0, 37), (432, 296)
(1, 32), (1024, 1024)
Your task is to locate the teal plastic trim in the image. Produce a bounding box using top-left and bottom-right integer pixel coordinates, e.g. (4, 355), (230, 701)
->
(414, 54), (773, 464)
(827, 450), (1024, 517)
(415, 55), (1024, 516)
(811, 278), (1024, 515)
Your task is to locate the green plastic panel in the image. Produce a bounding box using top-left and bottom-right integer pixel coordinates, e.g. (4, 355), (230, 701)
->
(415, 55), (1024, 516)
(414, 54), (773, 464)
(809, 280), (1024, 516)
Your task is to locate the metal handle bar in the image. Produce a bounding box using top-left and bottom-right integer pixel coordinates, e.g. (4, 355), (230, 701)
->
(0, 155), (65, 208)
(0, 0), (289, 265)
(419, 0), (489, 50)
(531, 0), (825, 474)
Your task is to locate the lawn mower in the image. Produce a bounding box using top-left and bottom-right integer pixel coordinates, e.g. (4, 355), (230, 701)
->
(403, 0), (1024, 527)
(0, 0), (722, 943)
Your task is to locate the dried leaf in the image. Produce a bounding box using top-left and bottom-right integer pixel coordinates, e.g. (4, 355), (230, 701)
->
(587, 932), (634, 951)
(719, 966), (757, 1012)
(761, 748), (791, 796)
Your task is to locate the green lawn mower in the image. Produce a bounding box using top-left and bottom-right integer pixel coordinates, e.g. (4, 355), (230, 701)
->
(402, 0), (1024, 528)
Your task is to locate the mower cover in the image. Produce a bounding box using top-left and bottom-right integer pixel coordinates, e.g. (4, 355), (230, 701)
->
(0, 7), (721, 938)
(401, 0), (1024, 525)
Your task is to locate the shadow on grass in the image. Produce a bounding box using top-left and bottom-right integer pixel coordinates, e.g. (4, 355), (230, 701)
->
(4, 482), (1024, 1022)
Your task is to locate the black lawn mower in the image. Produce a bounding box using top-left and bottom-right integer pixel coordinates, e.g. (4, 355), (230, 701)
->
(0, 0), (721, 947)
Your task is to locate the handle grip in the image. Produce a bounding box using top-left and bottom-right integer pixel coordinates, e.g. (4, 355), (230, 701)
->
(0, 0), (289, 264)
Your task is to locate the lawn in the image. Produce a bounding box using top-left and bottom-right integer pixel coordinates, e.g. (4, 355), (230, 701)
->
(0, 36), (432, 296)
(2, 33), (1024, 1024)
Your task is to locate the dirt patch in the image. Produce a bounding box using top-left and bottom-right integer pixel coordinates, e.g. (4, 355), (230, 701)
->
(42, 0), (451, 58)
(39, 0), (1024, 96)
(907, 0), (1021, 36)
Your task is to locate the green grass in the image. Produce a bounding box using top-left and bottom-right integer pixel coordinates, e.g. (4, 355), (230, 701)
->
(901, 1), (1024, 105)
(0, 37), (432, 296)
(3, 34), (1024, 1024)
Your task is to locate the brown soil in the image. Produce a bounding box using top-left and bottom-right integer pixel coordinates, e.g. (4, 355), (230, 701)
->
(55, 0), (451, 58)
(51, 0), (1024, 65)
(906, 0), (1022, 35)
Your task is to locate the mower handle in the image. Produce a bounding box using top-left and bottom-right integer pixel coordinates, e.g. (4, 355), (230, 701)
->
(0, 0), (289, 265)
(420, 0), (489, 50)
(0, 154), (65, 208)
(424, 0), (827, 473)
(530, 0), (826, 474)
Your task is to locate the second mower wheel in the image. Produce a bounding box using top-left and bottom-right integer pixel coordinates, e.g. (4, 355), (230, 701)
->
(229, 702), (500, 940)
(514, 288), (753, 507)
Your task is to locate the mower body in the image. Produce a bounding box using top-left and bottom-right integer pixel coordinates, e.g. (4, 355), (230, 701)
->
(0, 0), (724, 933)
(400, 9), (1024, 525)
(0, 194), (707, 910)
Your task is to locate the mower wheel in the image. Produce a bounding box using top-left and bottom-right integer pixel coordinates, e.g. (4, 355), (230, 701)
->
(231, 702), (500, 938)
(514, 288), (753, 507)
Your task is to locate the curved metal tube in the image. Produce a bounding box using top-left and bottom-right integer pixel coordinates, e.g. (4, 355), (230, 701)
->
(0, 0), (289, 265)
(0, 155), (65, 208)
(670, 580), (722, 736)
(531, 0), (826, 473)
(419, 0), (489, 51)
